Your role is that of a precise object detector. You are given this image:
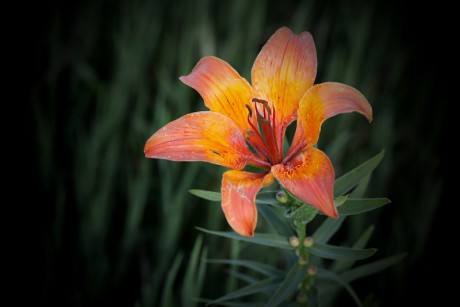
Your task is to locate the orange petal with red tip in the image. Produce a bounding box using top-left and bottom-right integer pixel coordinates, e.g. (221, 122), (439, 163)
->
(251, 27), (317, 149)
(144, 112), (256, 170)
(221, 171), (271, 237)
(271, 147), (338, 218)
(288, 82), (373, 158)
(179, 56), (254, 133)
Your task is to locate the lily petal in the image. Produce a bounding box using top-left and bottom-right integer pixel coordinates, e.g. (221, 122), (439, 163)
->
(221, 170), (271, 237)
(287, 82), (372, 160)
(144, 112), (260, 170)
(251, 27), (317, 149)
(179, 56), (254, 133)
(272, 147), (337, 218)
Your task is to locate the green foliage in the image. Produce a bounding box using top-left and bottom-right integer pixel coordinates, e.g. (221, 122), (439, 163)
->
(285, 203), (319, 224)
(196, 227), (292, 250)
(310, 243), (377, 261)
(207, 259), (283, 277)
(341, 253), (407, 283)
(189, 189), (221, 202)
(193, 151), (400, 305)
(266, 263), (308, 306)
(317, 269), (362, 307)
(337, 198), (390, 215)
(334, 150), (385, 197)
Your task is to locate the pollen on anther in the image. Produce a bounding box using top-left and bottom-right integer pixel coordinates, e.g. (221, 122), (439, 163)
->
(252, 98), (272, 116)
(244, 130), (255, 139)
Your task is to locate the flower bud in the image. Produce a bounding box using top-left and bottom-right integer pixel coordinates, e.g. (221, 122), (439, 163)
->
(298, 255), (309, 266)
(308, 265), (318, 276)
(303, 236), (314, 247)
(276, 191), (288, 203)
(289, 236), (300, 247)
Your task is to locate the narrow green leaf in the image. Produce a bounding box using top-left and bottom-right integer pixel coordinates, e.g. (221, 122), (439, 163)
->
(160, 253), (184, 307)
(226, 239), (240, 293)
(338, 198), (390, 215)
(266, 263), (308, 307)
(258, 190), (281, 195)
(258, 203), (295, 237)
(208, 259), (283, 277)
(335, 195), (349, 207)
(196, 227), (292, 250)
(182, 236), (201, 303)
(342, 253), (407, 282)
(256, 191), (280, 205)
(256, 198), (280, 205)
(188, 189), (282, 205)
(317, 268), (362, 307)
(313, 216), (346, 244)
(351, 225), (375, 249)
(188, 189), (221, 202)
(350, 174), (371, 198)
(225, 270), (259, 284)
(285, 203), (318, 224)
(210, 277), (282, 304)
(332, 225), (375, 272)
(310, 242), (377, 260)
(334, 150), (385, 196)
(197, 247), (208, 299)
(182, 236), (206, 307)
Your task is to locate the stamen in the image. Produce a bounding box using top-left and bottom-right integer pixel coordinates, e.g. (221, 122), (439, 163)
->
(252, 98), (271, 116)
(245, 104), (253, 118)
(247, 97), (283, 164)
(272, 107), (282, 160)
(246, 104), (271, 162)
(282, 140), (306, 164)
(251, 98), (281, 163)
(246, 155), (271, 169)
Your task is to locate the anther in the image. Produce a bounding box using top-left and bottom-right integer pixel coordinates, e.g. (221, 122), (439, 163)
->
(245, 104), (253, 118)
(252, 98), (271, 116)
(244, 130), (255, 139)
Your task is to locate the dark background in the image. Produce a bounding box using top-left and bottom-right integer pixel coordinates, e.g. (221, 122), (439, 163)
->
(27, 0), (448, 305)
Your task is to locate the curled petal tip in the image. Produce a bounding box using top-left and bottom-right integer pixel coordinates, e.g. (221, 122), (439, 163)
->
(316, 198), (338, 219)
(143, 140), (154, 157)
(325, 206), (339, 219)
(367, 114), (374, 123)
(314, 82), (373, 122)
(143, 148), (153, 158)
(239, 229), (254, 237)
(290, 82), (373, 151)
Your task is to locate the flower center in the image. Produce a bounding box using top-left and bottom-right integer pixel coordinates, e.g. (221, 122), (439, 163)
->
(245, 98), (281, 165)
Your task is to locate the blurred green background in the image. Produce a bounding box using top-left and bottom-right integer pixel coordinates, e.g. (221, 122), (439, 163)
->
(29, 0), (447, 305)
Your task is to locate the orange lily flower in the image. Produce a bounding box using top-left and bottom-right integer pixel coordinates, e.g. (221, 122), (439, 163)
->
(145, 27), (372, 237)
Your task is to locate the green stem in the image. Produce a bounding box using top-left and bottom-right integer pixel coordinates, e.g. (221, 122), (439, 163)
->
(294, 218), (313, 306)
(295, 219), (306, 243)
